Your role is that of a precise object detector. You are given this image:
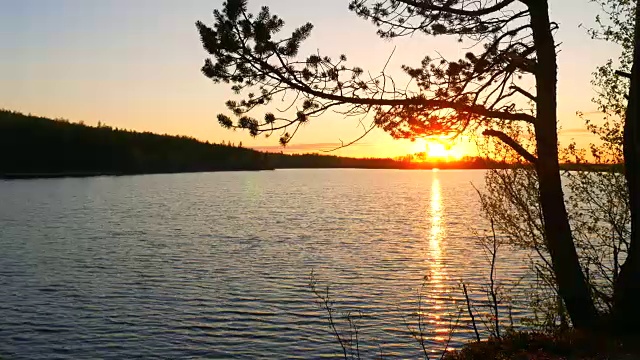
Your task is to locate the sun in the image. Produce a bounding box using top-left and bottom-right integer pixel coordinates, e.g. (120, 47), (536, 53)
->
(426, 141), (464, 161)
(408, 137), (470, 162)
(427, 143), (449, 158)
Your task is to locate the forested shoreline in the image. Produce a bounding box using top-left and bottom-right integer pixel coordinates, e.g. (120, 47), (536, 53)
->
(0, 110), (274, 177)
(0, 110), (606, 179)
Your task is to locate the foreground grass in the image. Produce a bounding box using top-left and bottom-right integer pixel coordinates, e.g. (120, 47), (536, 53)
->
(443, 331), (639, 360)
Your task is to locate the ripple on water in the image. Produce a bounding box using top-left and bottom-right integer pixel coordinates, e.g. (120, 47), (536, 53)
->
(0, 170), (534, 359)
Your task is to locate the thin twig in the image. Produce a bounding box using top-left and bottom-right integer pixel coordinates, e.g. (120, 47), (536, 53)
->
(462, 283), (481, 342)
(489, 218), (501, 339)
(309, 271), (349, 359)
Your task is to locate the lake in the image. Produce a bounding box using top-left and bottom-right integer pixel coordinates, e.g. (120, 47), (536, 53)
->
(0, 169), (533, 359)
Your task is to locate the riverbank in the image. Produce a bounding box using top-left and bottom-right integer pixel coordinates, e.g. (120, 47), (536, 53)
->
(444, 330), (639, 360)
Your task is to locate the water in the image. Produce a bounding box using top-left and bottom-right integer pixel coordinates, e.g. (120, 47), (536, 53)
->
(0, 169), (532, 359)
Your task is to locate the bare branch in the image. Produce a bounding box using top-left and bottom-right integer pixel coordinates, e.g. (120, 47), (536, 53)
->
(483, 129), (538, 164)
(510, 85), (537, 102)
(616, 70), (632, 78)
(322, 123), (376, 152)
(616, 69), (631, 99)
(462, 283), (481, 342)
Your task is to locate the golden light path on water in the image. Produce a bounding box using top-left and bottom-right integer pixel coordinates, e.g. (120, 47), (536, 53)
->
(428, 170), (449, 342)
(0, 169), (538, 358)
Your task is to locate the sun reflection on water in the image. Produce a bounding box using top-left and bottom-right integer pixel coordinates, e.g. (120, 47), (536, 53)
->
(428, 172), (448, 342)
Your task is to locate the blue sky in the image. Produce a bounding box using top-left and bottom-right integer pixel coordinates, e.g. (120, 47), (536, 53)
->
(0, 0), (623, 157)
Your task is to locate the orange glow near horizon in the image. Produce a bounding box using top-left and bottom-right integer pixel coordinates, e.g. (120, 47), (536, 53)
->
(411, 137), (469, 162)
(427, 142), (463, 160)
(0, 0), (610, 160)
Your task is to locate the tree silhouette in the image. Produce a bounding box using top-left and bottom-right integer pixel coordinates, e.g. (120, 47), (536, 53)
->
(0, 110), (273, 175)
(613, 0), (640, 332)
(575, 0), (640, 331)
(197, 0), (604, 328)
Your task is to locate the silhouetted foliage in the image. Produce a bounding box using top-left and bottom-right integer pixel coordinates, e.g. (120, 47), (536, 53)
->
(196, 0), (537, 146)
(575, 0), (640, 331)
(476, 0), (640, 335)
(196, 0), (603, 329)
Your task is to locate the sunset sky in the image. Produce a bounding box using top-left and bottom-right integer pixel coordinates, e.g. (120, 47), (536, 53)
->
(0, 0), (623, 158)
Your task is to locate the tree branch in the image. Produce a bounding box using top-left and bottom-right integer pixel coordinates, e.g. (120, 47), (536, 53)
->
(510, 85), (537, 102)
(199, 0), (539, 145)
(397, 0), (517, 17)
(483, 129), (538, 164)
(617, 71), (631, 99)
(250, 53), (536, 123)
(616, 70), (632, 78)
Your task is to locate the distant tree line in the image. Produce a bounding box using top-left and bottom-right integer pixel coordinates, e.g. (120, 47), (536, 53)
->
(0, 110), (271, 177)
(0, 109), (536, 178)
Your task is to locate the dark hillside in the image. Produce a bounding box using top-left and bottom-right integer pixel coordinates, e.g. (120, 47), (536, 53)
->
(0, 110), (272, 177)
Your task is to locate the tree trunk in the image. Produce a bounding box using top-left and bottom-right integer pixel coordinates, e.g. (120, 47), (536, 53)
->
(613, 0), (640, 333)
(528, 1), (597, 329)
